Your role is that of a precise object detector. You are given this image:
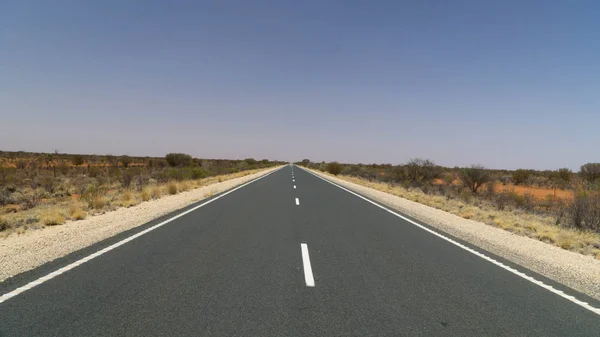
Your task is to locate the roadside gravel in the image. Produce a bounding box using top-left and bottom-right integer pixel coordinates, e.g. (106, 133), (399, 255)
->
(0, 167), (280, 281)
(304, 167), (600, 301)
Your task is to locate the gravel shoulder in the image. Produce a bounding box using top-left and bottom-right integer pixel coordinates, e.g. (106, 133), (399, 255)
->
(304, 167), (600, 301)
(0, 167), (280, 281)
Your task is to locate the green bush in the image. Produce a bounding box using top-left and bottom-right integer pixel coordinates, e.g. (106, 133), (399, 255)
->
(191, 168), (209, 179)
(168, 168), (184, 181)
(165, 153), (192, 167)
(326, 162), (343, 175)
(512, 169), (531, 185)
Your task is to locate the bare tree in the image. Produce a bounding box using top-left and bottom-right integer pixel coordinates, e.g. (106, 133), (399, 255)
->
(460, 165), (491, 194)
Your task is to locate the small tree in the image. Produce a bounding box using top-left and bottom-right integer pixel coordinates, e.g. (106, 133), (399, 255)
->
(326, 162), (343, 175)
(553, 168), (572, 189)
(165, 153), (192, 167)
(579, 163), (600, 185)
(460, 165), (491, 194)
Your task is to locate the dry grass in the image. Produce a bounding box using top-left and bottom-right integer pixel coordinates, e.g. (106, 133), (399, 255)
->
(120, 190), (137, 208)
(167, 181), (178, 195)
(324, 172), (600, 257)
(151, 185), (162, 199)
(67, 203), (87, 220)
(40, 209), (66, 226)
(92, 195), (106, 210)
(178, 181), (191, 192)
(1, 167), (275, 236)
(140, 187), (151, 201)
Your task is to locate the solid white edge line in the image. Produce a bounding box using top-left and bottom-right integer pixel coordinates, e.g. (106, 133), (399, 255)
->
(301, 243), (315, 287)
(0, 166), (284, 305)
(297, 166), (600, 316)
(295, 198), (300, 205)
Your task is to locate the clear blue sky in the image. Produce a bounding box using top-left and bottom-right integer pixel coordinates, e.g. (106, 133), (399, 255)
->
(1, 1), (599, 170)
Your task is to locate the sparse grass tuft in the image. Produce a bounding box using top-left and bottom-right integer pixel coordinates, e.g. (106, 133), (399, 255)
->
(140, 187), (151, 201)
(67, 203), (87, 220)
(151, 185), (162, 199)
(40, 209), (66, 226)
(178, 181), (191, 192)
(121, 190), (136, 207)
(167, 181), (178, 195)
(556, 234), (574, 249)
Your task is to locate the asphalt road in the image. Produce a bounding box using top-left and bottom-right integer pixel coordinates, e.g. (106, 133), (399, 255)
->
(1, 165), (599, 336)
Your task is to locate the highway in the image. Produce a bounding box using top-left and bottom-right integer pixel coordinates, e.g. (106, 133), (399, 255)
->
(1, 165), (599, 336)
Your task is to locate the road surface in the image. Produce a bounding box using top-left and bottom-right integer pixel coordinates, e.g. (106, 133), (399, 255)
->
(1, 165), (599, 336)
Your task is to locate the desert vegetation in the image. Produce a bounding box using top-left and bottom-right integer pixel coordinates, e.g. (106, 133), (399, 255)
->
(0, 151), (282, 235)
(298, 159), (600, 257)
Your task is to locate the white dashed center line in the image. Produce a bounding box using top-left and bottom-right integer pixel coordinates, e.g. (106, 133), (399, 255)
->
(295, 198), (300, 205)
(293, 185), (296, 189)
(300, 243), (315, 287)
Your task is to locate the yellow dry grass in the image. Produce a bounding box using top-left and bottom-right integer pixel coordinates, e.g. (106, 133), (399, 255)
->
(1, 167), (275, 236)
(151, 185), (162, 199)
(167, 181), (178, 195)
(120, 190), (137, 208)
(40, 209), (66, 226)
(323, 172), (600, 257)
(67, 203), (87, 220)
(140, 187), (151, 201)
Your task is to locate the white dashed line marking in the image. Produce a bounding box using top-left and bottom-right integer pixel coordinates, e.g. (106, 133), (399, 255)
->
(295, 198), (300, 205)
(301, 243), (315, 287)
(293, 185), (296, 189)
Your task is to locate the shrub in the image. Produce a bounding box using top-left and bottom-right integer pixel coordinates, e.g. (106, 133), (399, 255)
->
(92, 196), (106, 210)
(580, 163), (600, 185)
(168, 168), (184, 181)
(18, 188), (46, 210)
(121, 190), (136, 207)
(400, 158), (441, 184)
(82, 185), (106, 210)
(15, 159), (28, 170)
(88, 166), (102, 178)
(191, 168), (209, 180)
(326, 162), (343, 175)
(512, 169), (531, 185)
(567, 191), (600, 230)
(460, 165), (491, 194)
(40, 176), (56, 193)
(67, 203), (87, 220)
(71, 155), (84, 166)
(120, 156), (132, 168)
(57, 162), (69, 175)
(40, 210), (66, 226)
(121, 169), (135, 188)
(151, 185), (162, 199)
(167, 181), (178, 195)
(165, 153), (192, 167)
(0, 216), (8, 231)
(140, 187), (151, 201)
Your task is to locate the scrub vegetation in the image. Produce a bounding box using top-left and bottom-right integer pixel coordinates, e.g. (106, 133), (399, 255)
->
(0, 151), (282, 235)
(298, 159), (600, 258)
